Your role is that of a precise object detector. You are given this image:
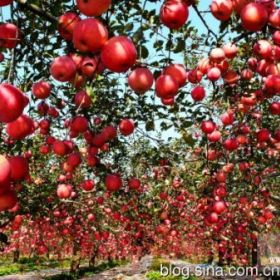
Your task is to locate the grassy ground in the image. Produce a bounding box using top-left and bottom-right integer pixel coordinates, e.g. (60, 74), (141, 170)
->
(146, 257), (199, 280)
(0, 256), (127, 279)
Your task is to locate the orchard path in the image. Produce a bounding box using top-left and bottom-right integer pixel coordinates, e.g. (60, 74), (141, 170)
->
(0, 255), (153, 280)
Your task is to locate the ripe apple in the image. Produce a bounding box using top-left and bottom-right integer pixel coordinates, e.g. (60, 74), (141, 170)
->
(253, 40), (272, 59)
(160, 0), (189, 29)
(0, 190), (17, 211)
(207, 130), (221, 142)
(0, 155), (11, 191)
(269, 102), (280, 115)
(58, 12), (80, 41)
(0, 23), (20, 48)
(50, 55), (77, 82)
(6, 115), (35, 140)
(201, 120), (216, 134)
(256, 128), (270, 142)
(0, 84), (25, 123)
(240, 3), (268, 31)
(163, 64), (187, 87)
(53, 140), (67, 156)
(223, 43), (238, 59)
(213, 201), (227, 214)
(70, 116), (88, 133)
(101, 36), (137, 73)
(67, 152), (82, 167)
(232, 0), (252, 14)
(81, 179), (94, 191)
(210, 0), (233, 21)
(57, 184), (72, 199)
(207, 67), (221, 81)
(80, 56), (98, 78)
(9, 156), (29, 181)
(76, 0), (111, 16)
(119, 119), (135, 136)
(223, 69), (239, 85)
(269, 8), (280, 28)
(223, 138), (239, 151)
(0, 0), (12, 6)
(161, 96), (175, 106)
(128, 67), (154, 94)
(128, 178), (141, 190)
(220, 110), (234, 125)
(32, 81), (51, 99)
(210, 48), (225, 63)
(105, 174), (122, 191)
(73, 18), (108, 53)
(102, 125), (117, 141)
(208, 212), (219, 223)
(191, 86), (205, 101)
(74, 90), (92, 108)
(155, 74), (179, 98)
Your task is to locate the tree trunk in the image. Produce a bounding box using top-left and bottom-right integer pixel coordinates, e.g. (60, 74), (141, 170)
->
(89, 255), (96, 267)
(252, 237), (260, 267)
(70, 242), (81, 273)
(13, 249), (20, 263)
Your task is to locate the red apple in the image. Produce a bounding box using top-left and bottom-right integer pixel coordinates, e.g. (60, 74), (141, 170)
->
(81, 56), (98, 78)
(201, 120), (216, 134)
(213, 201), (227, 214)
(155, 75), (179, 98)
(58, 12), (80, 41)
(6, 115), (35, 140)
(210, 48), (225, 63)
(128, 178), (141, 190)
(208, 212), (219, 223)
(101, 36), (137, 73)
(210, 0), (233, 21)
(191, 86), (205, 101)
(223, 138), (239, 151)
(9, 156), (29, 181)
(32, 81), (51, 99)
(73, 18), (108, 53)
(0, 155), (11, 191)
(128, 67), (154, 94)
(74, 90), (92, 108)
(256, 128), (270, 142)
(119, 119), (135, 136)
(0, 190), (17, 211)
(53, 140), (67, 156)
(0, 23), (20, 49)
(269, 6), (279, 24)
(81, 179), (95, 191)
(163, 64), (187, 87)
(253, 40), (272, 59)
(220, 110), (234, 126)
(70, 116), (88, 133)
(207, 130), (221, 142)
(0, 0), (12, 6)
(105, 174), (122, 191)
(76, 0), (111, 16)
(207, 67), (221, 81)
(57, 184), (72, 199)
(240, 3), (268, 31)
(0, 84), (25, 123)
(269, 102), (280, 115)
(160, 0), (189, 29)
(67, 152), (82, 167)
(223, 43), (238, 59)
(161, 97), (175, 106)
(50, 55), (77, 82)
